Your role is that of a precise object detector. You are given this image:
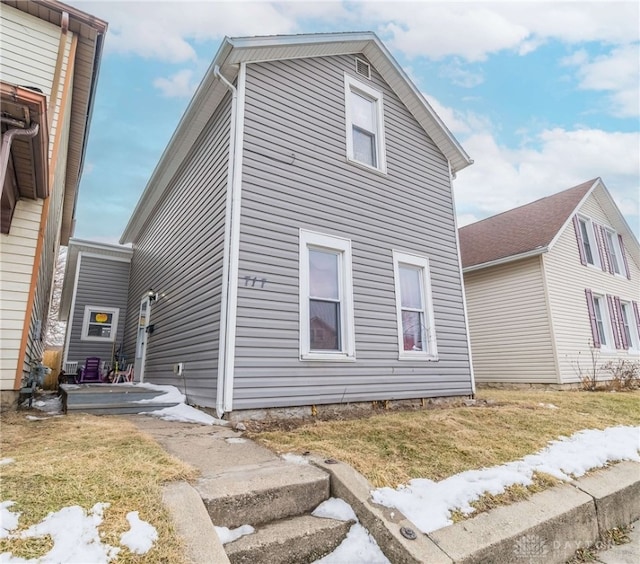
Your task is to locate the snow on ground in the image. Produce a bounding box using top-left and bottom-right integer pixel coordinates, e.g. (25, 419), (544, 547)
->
(119, 511), (158, 554)
(145, 403), (228, 426)
(134, 383), (185, 404)
(0, 502), (20, 539)
(214, 524), (255, 544)
(281, 453), (309, 465)
(312, 498), (389, 564)
(0, 503), (158, 563)
(0, 459), (14, 466)
(372, 425), (640, 534)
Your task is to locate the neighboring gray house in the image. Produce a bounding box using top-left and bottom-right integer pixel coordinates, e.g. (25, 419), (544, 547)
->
(70, 32), (476, 417)
(60, 239), (132, 374)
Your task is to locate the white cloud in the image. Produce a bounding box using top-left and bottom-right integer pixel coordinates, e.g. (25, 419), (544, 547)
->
(73, 1), (299, 63)
(453, 127), (640, 234)
(571, 45), (640, 117)
(153, 69), (199, 98)
(439, 59), (484, 88)
(360, 2), (639, 62)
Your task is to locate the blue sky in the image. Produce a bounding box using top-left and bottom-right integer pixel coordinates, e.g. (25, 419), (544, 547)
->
(70, 0), (639, 243)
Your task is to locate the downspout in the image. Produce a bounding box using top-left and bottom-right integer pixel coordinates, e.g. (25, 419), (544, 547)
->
(0, 120), (40, 200)
(449, 161), (477, 396)
(214, 64), (246, 418)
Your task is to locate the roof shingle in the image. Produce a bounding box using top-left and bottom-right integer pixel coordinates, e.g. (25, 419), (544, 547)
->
(459, 179), (597, 269)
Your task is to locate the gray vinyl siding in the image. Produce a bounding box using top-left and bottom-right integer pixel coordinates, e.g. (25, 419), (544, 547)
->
(232, 55), (473, 410)
(67, 255), (130, 364)
(123, 93), (231, 408)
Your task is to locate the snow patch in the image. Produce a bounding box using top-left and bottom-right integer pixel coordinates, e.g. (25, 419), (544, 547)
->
(314, 524), (389, 563)
(214, 524), (255, 544)
(225, 437), (246, 444)
(0, 458), (14, 466)
(134, 383), (185, 404)
(538, 403), (559, 409)
(281, 453), (309, 465)
(0, 501), (20, 539)
(312, 498), (357, 522)
(372, 425), (640, 534)
(145, 403), (228, 426)
(119, 511), (158, 554)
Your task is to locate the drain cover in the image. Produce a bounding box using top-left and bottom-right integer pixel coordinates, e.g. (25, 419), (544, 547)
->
(400, 527), (417, 540)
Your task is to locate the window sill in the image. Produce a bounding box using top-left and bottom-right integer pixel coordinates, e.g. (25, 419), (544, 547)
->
(345, 156), (387, 177)
(80, 336), (116, 343)
(398, 353), (439, 362)
(300, 352), (356, 362)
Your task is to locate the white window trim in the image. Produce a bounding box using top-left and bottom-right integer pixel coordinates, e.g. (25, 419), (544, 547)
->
(299, 229), (356, 362)
(577, 215), (601, 269)
(603, 227), (624, 277)
(620, 301), (640, 353)
(592, 293), (613, 350)
(392, 251), (438, 361)
(80, 305), (119, 342)
(344, 73), (387, 174)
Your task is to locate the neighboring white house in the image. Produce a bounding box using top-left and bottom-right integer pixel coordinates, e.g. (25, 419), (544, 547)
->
(459, 178), (640, 386)
(0, 0), (106, 406)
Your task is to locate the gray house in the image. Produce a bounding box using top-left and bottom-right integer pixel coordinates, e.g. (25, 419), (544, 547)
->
(60, 239), (132, 376)
(66, 32), (476, 417)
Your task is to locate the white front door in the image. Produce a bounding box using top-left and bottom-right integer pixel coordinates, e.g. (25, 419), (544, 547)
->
(134, 296), (151, 382)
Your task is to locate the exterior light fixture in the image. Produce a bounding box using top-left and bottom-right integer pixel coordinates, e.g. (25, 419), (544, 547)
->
(147, 289), (158, 302)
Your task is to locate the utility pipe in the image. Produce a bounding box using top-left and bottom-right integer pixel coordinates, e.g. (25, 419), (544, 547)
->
(0, 120), (39, 200)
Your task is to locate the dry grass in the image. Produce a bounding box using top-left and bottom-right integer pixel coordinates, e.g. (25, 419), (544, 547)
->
(0, 411), (197, 563)
(248, 389), (640, 489)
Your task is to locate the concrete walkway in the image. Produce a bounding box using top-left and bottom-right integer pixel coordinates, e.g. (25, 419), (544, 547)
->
(126, 415), (640, 564)
(595, 521), (639, 564)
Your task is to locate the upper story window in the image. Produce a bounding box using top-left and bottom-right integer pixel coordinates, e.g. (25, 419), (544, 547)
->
(392, 251), (438, 360)
(299, 230), (355, 361)
(81, 306), (119, 342)
(603, 228), (625, 276)
(573, 215), (600, 268)
(344, 74), (386, 173)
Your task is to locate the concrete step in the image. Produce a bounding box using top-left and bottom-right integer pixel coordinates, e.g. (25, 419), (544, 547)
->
(64, 402), (179, 415)
(199, 461), (330, 529)
(225, 513), (353, 564)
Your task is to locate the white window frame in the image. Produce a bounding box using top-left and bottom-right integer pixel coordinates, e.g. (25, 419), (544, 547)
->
(592, 294), (612, 350)
(299, 230), (355, 361)
(80, 305), (119, 342)
(344, 74), (387, 173)
(577, 215), (600, 268)
(392, 251), (438, 360)
(603, 227), (624, 276)
(620, 301), (640, 352)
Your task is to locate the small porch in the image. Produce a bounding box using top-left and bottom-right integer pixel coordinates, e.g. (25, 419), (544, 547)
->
(60, 383), (180, 416)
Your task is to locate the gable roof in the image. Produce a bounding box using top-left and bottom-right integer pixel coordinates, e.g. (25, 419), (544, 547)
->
(120, 32), (472, 244)
(459, 178), (623, 271)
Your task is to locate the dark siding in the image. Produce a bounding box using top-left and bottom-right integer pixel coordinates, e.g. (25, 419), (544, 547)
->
(232, 54), (472, 409)
(67, 255), (130, 364)
(123, 93), (232, 408)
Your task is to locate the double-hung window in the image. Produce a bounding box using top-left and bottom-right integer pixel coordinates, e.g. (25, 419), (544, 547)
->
(620, 301), (639, 351)
(392, 251), (438, 360)
(299, 230), (355, 361)
(603, 228), (623, 275)
(574, 215), (600, 268)
(81, 306), (119, 342)
(344, 74), (386, 172)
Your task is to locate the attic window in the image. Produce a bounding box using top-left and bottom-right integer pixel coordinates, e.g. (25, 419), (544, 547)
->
(355, 58), (371, 79)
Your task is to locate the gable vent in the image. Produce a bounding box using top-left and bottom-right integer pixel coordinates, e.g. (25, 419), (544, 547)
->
(355, 58), (371, 79)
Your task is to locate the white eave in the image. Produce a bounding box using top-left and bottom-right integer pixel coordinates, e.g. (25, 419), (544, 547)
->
(120, 31), (472, 244)
(462, 246), (550, 273)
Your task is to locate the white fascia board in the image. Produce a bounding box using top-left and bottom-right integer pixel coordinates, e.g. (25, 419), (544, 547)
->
(462, 247), (549, 273)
